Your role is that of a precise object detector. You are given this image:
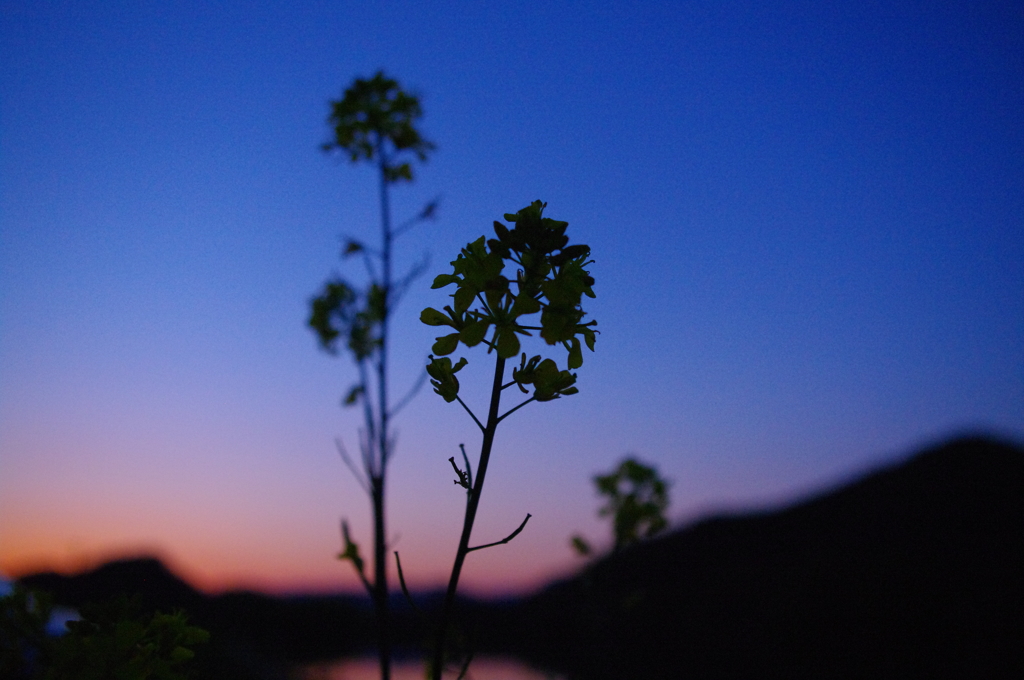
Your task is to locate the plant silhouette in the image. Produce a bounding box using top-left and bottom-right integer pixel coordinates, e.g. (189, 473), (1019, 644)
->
(0, 586), (207, 680)
(0, 585), (53, 680)
(308, 71), (435, 680)
(572, 457), (670, 556)
(417, 200), (597, 680)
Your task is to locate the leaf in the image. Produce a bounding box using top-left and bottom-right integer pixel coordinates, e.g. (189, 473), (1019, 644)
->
(560, 243), (590, 261)
(367, 284), (387, 321)
(493, 220), (510, 241)
(308, 280), (356, 352)
(419, 199), (439, 220)
(540, 304), (580, 344)
(383, 162), (413, 182)
(571, 535), (592, 556)
(453, 285), (476, 314)
(530, 359), (578, 401)
(420, 307), (453, 327)
(338, 521), (366, 575)
(510, 291), (541, 317)
(512, 354), (543, 392)
(431, 273), (459, 289)
(566, 337), (583, 369)
(426, 356), (467, 402)
(343, 385), (364, 406)
(496, 328), (521, 359)
(432, 333), (460, 356)
(459, 319), (490, 347)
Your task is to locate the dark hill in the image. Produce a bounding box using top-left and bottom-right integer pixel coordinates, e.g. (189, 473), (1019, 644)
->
(19, 557), (204, 615)
(499, 435), (1024, 679)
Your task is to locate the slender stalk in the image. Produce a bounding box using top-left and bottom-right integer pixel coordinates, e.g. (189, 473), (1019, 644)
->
(375, 140), (392, 680)
(431, 354), (507, 680)
(319, 73), (434, 680)
(371, 475), (389, 680)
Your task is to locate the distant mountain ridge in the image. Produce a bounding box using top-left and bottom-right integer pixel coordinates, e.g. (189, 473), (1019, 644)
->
(499, 435), (1024, 678)
(16, 435), (1023, 678)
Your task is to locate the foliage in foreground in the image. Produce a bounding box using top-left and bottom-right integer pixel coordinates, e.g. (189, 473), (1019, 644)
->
(1, 586), (208, 680)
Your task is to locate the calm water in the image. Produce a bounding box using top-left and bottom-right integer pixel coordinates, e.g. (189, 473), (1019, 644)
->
(299, 656), (565, 680)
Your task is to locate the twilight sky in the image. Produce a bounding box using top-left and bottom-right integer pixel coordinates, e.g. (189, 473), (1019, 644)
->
(1, 0), (1022, 596)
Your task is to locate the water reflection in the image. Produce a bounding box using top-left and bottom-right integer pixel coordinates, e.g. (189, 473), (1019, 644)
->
(299, 656), (565, 680)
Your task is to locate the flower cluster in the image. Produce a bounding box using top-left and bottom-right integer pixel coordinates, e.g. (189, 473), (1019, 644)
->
(421, 201), (597, 402)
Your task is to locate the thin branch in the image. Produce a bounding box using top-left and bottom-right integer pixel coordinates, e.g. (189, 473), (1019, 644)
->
(364, 439), (374, 479)
(357, 363), (379, 476)
(335, 437), (370, 494)
(449, 457), (470, 490)
(476, 292), (492, 316)
(388, 366), (429, 419)
(456, 648), (475, 680)
(497, 397), (536, 423)
(358, 428), (373, 479)
(392, 195), (441, 239)
(391, 216), (418, 240)
(390, 255), (429, 309)
(500, 380), (517, 390)
(459, 443), (473, 490)
(466, 514), (532, 553)
(455, 395), (485, 432)
(382, 431), (398, 469)
(359, 248), (380, 283)
(393, 551), (421, 613)
(430, 354), (508, 680)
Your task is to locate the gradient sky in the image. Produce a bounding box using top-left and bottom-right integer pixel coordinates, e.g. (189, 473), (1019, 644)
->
(1, 0), (1022, 596)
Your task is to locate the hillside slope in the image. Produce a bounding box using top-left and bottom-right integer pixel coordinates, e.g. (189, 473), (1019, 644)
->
(505, 436), (1023, 679)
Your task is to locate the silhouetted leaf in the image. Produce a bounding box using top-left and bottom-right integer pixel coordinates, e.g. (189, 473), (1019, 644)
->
(421, 307), (453, 326)
(570, 535), (592, 556)
(343, 385), (364, 406)
(496, 328), (521, 359)
(431, 274), (459, 289)
(426, 356), (467, 402)
(432, 333), (460, 356)
(459, 319), (490, 347)
(566, 337), (583, 369)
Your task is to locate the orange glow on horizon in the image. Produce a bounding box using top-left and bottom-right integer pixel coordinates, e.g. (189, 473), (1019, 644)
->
(0, 536), (579, 598)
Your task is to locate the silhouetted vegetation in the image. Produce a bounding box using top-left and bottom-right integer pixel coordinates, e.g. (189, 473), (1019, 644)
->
(417, 200), (597, 679)
(571, 457), (670, 556)
(308, 70), (436, 680)
(1, 585), (54, 679)
(1, 583), (207, 680)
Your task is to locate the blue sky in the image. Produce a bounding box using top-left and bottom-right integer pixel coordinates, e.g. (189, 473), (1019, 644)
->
(1, 0), (1021, 595)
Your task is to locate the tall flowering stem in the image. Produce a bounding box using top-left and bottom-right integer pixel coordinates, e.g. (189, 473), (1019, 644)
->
(309, 71), (434, 680)
(420, 201), (597, 679)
